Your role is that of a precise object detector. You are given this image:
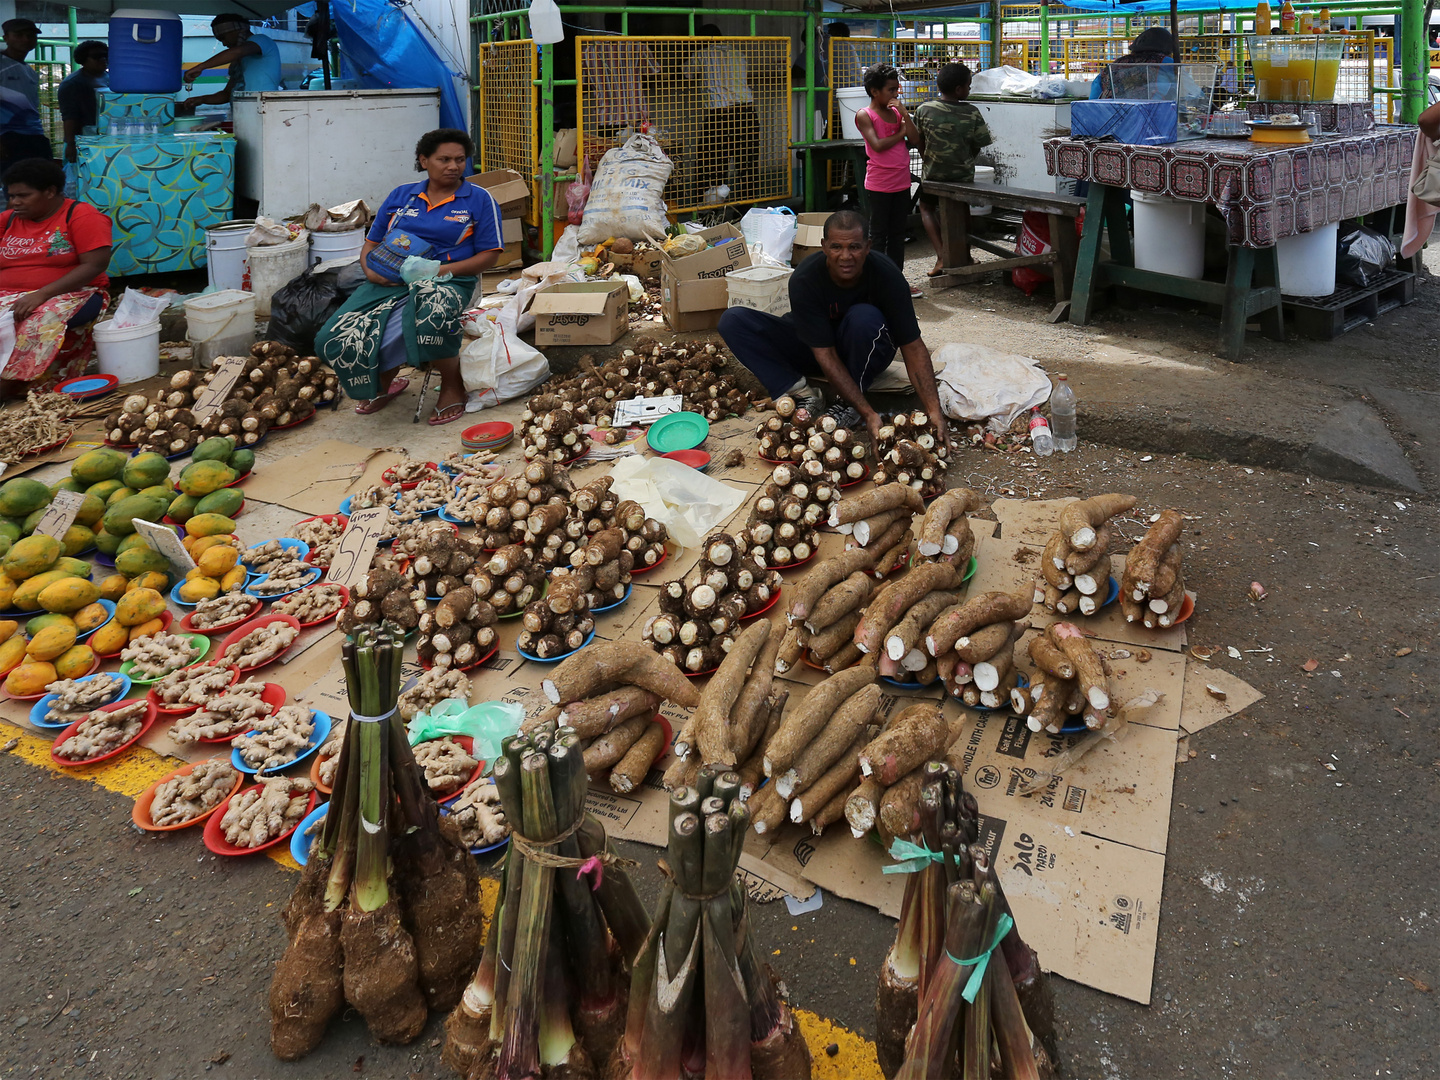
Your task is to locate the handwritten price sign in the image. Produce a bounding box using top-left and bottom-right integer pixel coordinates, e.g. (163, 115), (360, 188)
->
(325, 506), (389, 589)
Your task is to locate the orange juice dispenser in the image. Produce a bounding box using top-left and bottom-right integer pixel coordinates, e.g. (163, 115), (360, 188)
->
(1245, 33), (1344, 101)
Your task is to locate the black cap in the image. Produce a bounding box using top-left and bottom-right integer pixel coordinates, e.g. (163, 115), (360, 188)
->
(3, 19), (40, 35)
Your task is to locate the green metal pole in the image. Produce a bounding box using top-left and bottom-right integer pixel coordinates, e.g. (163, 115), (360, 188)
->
(67, 6), (77, 50)
(541, 41), (556, 256)
(990, 1), (1003, 70)
(1401, 0), (1424, 121)
(804, 1), (816, 143)
(1040, 1), (1051, 72)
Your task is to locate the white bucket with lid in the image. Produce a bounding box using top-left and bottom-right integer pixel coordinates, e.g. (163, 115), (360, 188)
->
(185, 289), (255, 369)
(1276, 222), (1338, 297)
(1131, 190), (1206, 280)
(205, 219), (255, 292)
(93, 318), (160, 384)
(726, 266), (793, 316)
(969, 165), (998, 216)
(837, 86), (870, 140)
(310, 229), (365, 266)
(247, 232), (310, 318)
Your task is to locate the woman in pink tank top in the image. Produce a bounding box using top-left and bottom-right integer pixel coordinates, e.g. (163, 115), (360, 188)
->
(854, 63), (921, 295)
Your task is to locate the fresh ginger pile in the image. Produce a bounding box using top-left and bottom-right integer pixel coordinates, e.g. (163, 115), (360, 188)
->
(220, 776), (313, 848)
(149, 760), (238, 826)
(413, 737), (479, 796)
(55, 700), (149, 760)
(169, 680), (273, 743)
(233, 704), (315, 772)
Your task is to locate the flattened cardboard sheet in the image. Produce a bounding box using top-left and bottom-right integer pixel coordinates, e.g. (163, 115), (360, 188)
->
(241, 441), (406, 516)
(1179, 664), (1263, 735)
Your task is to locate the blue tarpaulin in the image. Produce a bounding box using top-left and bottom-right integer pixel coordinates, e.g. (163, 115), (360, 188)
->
(1060, 0), (1251, 12)
(330, 0), (467, 131)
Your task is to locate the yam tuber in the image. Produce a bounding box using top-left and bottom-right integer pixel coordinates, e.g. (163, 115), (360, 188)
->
(788, 728), (870, 825)
(917, 488), (981, 557)
(541, 641), (699, 708)
(806, 571), (875, 633)
(1059, 493), (1136, 551)
(855, 563), (961, 655)
(1124, 509), (1185, 596)
(858, 702), (948, 787)
(774, 684), (880, 799)
(828, 483), (923, 528)
(690, 619), (772, 766)
(1047, 622), (1109, 710)
(788, 547), (879, 622)
(764, 665), (875, 778)
(926, 590), (1032, 657)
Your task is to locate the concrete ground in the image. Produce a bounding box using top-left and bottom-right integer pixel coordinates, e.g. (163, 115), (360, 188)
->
(1, 232), (1437, 1078)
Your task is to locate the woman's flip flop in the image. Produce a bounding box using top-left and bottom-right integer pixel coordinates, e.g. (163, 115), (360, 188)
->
(354, 377), (409, 415)
(427, 402), (466, 427)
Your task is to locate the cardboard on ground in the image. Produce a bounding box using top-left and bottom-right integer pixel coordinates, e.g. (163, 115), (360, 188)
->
(241, 440), (406, 516)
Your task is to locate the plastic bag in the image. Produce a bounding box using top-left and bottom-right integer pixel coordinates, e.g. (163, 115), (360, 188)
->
(934, 343), (1054, 426)
(268, 264), (353, 353)
(741, 206), (797, 264)
(245, 216), (299, 246)
(1011, 211), (1054, 296)
(1336, 224), (1394, 287)
(607, 455), (748, 550)
(552, 224), (583, 268)
(406, 696), (524, 767)
(0, 312), (16, 372)
(459, 307), (552, 412)
(111, 287), (171, 329)
(567, 155), (591, 227)
(1032, 75), (1070, 99)
(972, 65), (1034, 96)
(400, 255), (445, 283)
(577, 134), (673, 245)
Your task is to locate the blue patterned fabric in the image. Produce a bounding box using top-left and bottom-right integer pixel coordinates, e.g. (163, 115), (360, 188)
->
(1070, 100), (1178, 146)
(96, 92), (174, 135)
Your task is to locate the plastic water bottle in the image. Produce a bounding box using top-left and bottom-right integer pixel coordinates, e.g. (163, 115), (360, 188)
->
(528, 0), (564, 44)
(1050, 375), (1077, 452)
(1029, 409), (1053, 456)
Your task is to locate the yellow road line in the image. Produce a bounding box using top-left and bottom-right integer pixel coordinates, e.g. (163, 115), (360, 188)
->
(1, 720), (880, 1074)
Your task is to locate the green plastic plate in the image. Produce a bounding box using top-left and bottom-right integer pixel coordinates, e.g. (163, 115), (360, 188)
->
(646, 412), (709, 454)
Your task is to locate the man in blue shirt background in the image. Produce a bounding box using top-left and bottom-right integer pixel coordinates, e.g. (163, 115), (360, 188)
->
(177, 13), (282, 115)
(0, 19), (52, 172)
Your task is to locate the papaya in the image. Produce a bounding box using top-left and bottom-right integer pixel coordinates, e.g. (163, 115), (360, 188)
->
(105, 486), (137, 506)
(72, 602), (109, 632)
(4, 660), (56, 696)
(0, 619), (16, 644)
(0, 635), (26, 676)
(138, 484), (178, 508)
(115, 546), (169, 578)
(178, 577), (220, 603)
(53, 644), (96, 679)
(97, 574), (128, 601)
(20, 508), (44, 536)
(122, 451), (171, 491)
(117, 533), (149, 555)
(128, 571), (170, 593)
(197, 544), (240, 578)
(24, 612), (68, 637)
(0, 574), (16, 609)
(192, 436), (235, 463)
(0, 477), (52, 518)
(185, 513), (237, 539)
(12, 570), (73, 611)
(60, 524), (95, 557)
(73, 492), (105, 528)
(195, 488), (244, 519)
(189, 534), (236, 558)
(227, 448), (256, 476)
(1, 534), (60, 580)
(85, 479), (125, 503)
(176, 460), (236, 497)
(0, 518), (20, 543)
(38, 577), (100, 614)
(89, 619), (128, 656)
(101, 494), (167, 536)
(220, 566), (247, 592)
(71, 447), (128, 485)
(127, 617), (165, 643)
(26, 621), (77, 661)
(54, 558), (93, 579)
(0, 537), (10, 560)
(167, 494), (201, 524)
(115, 587), (166, 627)
(51, 477), (86, 495)
(92, 527), (122, 556)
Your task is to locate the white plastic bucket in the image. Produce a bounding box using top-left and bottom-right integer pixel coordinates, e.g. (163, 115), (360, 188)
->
(1131, 190), (1206, 279)
(726, 266), (793, 316)
(93, 318), (160, 385)
(205, 219), (254, 292)
(969, 165), (997, 216)
(185, 290), (255, 369)
(1276, 222), (1338, 297)
(837, 86), (870, 140)
(246, 233), (310, 318)
(309, 229), (365, 266)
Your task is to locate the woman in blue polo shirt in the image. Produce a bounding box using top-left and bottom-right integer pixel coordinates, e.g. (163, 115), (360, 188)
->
(316, 128), (504, 425)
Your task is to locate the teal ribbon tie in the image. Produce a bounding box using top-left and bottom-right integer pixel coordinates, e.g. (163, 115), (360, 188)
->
(954, 913), (1014, 1003)
(883, 836), (947, 875)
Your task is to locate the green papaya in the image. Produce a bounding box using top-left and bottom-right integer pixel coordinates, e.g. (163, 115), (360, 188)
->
(50, 478), (86, 495)
(92, 527), (121, 555)
(115, 545), (169, 578)
(20, 508), (44, 536)
(176, 460), (236, 497)
(116, 533), (150, 555)
(122, 452), (171, 491)
(54, 557), (93, 579)
(101, 494), (167, 537)
(25, 611), (71, 637)
(194, 488), (244, 518)
(227, 448), (255, 476)
(70, 447), (128, 485)
(85, 479), (125, 503)
(0, 478), (51, 518)
(59, 525), (94, 557)
(166, 493), (200, 524)
(73, 492), (105, 528)
(105, 486), (136, 506)
(0, 518), (21, 543)
(192, 436), (235, 463)
(138, 484), (178, 508)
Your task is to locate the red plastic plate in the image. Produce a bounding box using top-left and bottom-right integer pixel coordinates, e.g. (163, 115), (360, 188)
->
(197, 682), (287, 744)
(769, 550), (816, 572)
(50, 700), (157, 767)
(147, 662), (240, 716)
(462, 421), (514, 444)
(382, 462), (440, 490)
(660, 449), (710, 470)
(178, 596), (263, 637)
(216, 614), (302, 674)
(132, 758), (243, 832)
(740, 586), (782, 621)
(276, 583), (350, 629)
(628, 545), (669, 576)
(202, 783), (319, 856)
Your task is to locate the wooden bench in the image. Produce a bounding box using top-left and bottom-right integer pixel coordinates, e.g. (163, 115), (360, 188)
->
(922, 181), (1088, 321)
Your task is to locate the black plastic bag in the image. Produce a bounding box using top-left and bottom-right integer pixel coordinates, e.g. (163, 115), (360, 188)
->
(267, 261), (366, 353)
(1335, 224), (1394, 288)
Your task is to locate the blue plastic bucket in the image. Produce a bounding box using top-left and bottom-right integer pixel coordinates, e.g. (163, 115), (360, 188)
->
(107, 9), (183, 94)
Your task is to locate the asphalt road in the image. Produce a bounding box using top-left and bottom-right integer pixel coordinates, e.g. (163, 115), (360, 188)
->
(2, 441), (1435, 1079)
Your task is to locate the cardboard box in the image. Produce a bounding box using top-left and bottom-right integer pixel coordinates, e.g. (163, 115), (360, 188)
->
(611, 248), (664, 280)
(659, 223), (751, 284)
(468, 169), (531, 218)
(493, 240), (523, 269)
(661, 265), (730, 332)
(790, 211), (828, 266)
(1069, 99), (1178, 145)
(532, 280), (628, 347)
(501, 217), (523, 245)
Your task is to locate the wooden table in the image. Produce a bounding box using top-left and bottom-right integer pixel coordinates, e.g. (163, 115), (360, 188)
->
(1043, 127), (1417, 360)
(922, 180), (1086, 320)
(792, 139), (869, 215)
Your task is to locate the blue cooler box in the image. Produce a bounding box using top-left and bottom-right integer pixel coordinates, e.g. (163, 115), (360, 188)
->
(1070, 99), (1178, 145)
(107, 9), (183, 93)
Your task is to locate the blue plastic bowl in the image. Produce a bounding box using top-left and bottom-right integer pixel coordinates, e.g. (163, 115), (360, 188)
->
(233, 709), (332, 777)
(290, 801), (329, 866)
(29, 671), (132, 730)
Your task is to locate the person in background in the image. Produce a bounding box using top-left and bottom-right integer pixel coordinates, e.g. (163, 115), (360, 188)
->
(828, 23), (864, 92)
(914, 63), (992, 277)
(718, 210), (951, 453)
(176, 13), (282, 114)
(315, 129), (502, 426)
(0, 19), (51, 172)
(581, 14), (660, 141)
(1089, 27), (1176, 99)
(0, 157), (110, 397)
(855, 63), (920, 296)
(686, 25), (759, 202)
(58, 40), (107, 164)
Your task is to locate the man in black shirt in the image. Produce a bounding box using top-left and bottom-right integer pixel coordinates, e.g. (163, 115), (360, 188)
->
(718, 210), (951, 451)
(57, 40), (107, 164)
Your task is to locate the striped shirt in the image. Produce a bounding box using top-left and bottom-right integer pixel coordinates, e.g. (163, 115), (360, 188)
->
(685, 43), (754, 109)
(582, 39), (660, 127)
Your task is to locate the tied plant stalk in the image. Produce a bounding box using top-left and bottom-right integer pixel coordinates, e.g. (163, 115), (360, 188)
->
(268, 622), (482, 1061)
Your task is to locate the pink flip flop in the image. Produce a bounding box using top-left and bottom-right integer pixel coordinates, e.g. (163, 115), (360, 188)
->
(427, 401), (466, 427)
(354, 376), (409, 414)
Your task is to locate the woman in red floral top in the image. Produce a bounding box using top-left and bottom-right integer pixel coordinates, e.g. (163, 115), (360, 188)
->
(0, 157), (111, 397)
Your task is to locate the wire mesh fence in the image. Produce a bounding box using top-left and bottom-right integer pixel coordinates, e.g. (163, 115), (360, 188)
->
(476, 40), (538, 207)
(576, 35), (791, 214)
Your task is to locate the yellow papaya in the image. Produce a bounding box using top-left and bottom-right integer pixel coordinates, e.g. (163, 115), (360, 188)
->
(98, 574), (128, 601)
(130, 571), (170, 593)
(72, 603), (109, 632)
(0, 619), (16, 643)
(13, 570), (73, 611)
(4, 660), (55, 696)
(220, 566), (247, 592)
(26, 621), (78, 661)
(52, 644), (95, 679)
(115, 587), (166, 627)
(184, 514), (237, 538)
(37, 577), (100, 614)
(1, 534), (60, 580)
(197, 544), (239, 577)
(0, 574), (15, 608)
(127, 617), (165, 642)
(59, 524), (95, 557)
(178, 577), (220, 603)
(0, 634), (26, 675)
(176, 460), (236, 497)
(189, 534), (237, 558)
(89, 619), (128, 656)
(54, 558), (93, 578)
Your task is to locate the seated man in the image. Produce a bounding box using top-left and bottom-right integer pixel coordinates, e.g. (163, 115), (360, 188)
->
(718, 209), (952, 452)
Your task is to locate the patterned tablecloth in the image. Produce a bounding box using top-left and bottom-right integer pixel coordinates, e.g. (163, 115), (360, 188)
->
(1044, 125), (1416, 248)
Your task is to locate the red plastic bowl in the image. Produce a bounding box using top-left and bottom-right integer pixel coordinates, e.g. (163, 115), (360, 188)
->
(178, 596), (263, 637)
(147, 662), (240, 716)
(50, 699), (158, 767)
(1170, 591), (1196, 625)
(418, 643), (498, 673)
(740, 586), (782, 621)
(202, 782), (319, 856)
(629, 545), (669, 576)
(216, 614), (302, 674)
(415, 735), (486, 805)
(839, 465), (871, 489)
(382, 462), (440, 490)
(274, 583), (350, 629)
(197, 682), (287, 744)
(294, 514), (349, 569)
(93, 610), (173, 659)
(132, 758), (244, 832)
(660, 449), (710, 470)
(769, 549), (816, 573)
(462, 421), (514, 445)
